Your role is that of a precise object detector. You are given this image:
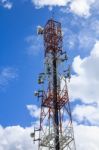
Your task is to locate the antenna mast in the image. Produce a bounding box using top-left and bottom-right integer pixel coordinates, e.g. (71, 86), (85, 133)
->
(31, 18), (76, 150)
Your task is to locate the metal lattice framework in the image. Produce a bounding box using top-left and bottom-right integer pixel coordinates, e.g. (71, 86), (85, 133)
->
(31, 18), (76, 150)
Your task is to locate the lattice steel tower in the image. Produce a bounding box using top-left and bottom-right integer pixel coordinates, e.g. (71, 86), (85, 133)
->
(31, 18), (76, 150)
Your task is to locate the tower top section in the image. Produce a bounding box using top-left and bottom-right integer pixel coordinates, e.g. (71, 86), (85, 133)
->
(44, 19), (63, 56)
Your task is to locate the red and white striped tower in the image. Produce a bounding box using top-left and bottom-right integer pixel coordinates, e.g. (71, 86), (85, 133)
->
(31, 18), (76, 150)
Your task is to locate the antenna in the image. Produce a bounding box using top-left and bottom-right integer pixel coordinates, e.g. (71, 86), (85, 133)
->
(52, 11), (54, 19)
(37, 26), (44, 35)
(51, 10), (55, 20)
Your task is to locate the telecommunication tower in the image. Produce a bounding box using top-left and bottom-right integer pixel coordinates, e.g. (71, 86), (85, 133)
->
(31, 18), (76, 150)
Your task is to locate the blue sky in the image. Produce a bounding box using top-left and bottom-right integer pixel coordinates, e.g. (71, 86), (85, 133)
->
(0, 0), (99, 149)
(0, 0), (51, 127)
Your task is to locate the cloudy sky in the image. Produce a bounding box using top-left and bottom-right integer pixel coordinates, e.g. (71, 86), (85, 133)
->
(0, 0), (99, 149)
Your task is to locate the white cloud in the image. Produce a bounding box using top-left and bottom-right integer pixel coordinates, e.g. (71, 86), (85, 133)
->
(69, 40), (99, 103)
(70, 0), (95, 17)
(0, 125), (37, 150)
(59, 11), (99, 52)
(62, 27), (78, 50)
(0, 124), (99, 150)
(31, 0), (96, 17)
(0, 0), (13, 9)
(31, 0), (70, 8)
(26, 35), (43, 55)
(91, 40), (99, 57)
(74, 123), (99, 150)
(0, 67), (18, 88)
(26, 105), (40, 118)
(73, 104), (99, 125)
(78, 30), (95, 50)
(91, 19), (99, 36)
